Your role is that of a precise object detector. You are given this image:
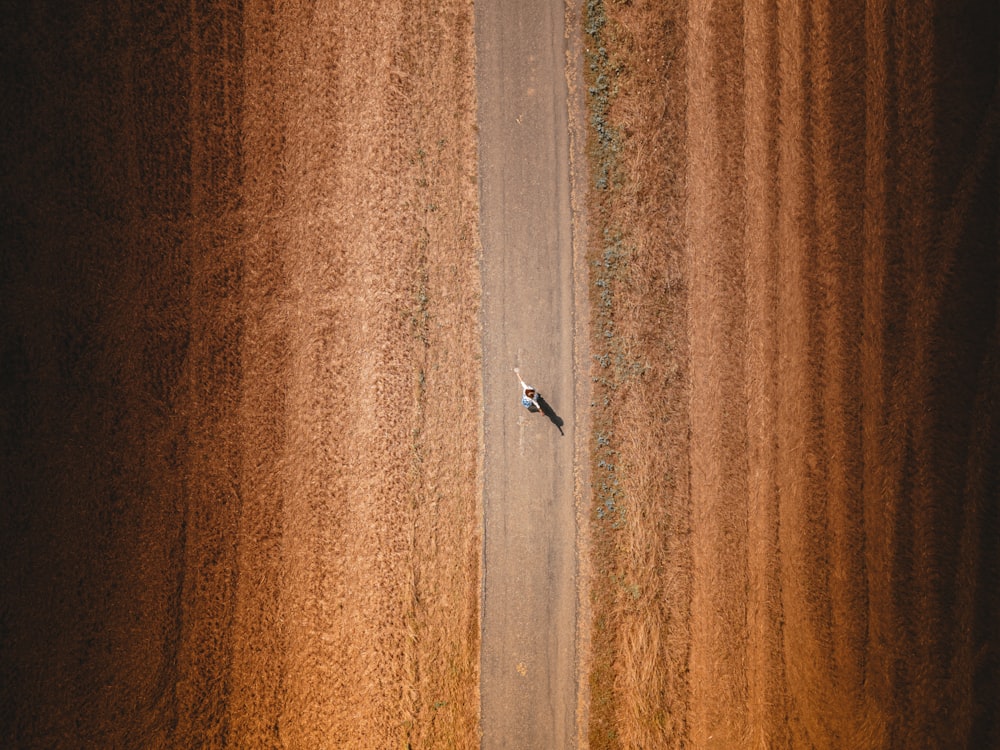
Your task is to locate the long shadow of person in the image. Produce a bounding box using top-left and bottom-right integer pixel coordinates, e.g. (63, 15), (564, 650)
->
(536, 394), (565, 436)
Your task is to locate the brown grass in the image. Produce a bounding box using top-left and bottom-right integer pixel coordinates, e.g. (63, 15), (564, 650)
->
(583, 0), (999, 747)
(1, 0), (481, 747)
(583, 0), (690, 747)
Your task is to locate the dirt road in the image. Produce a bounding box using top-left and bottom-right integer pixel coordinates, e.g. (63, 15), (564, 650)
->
(476, 0), (579, 746)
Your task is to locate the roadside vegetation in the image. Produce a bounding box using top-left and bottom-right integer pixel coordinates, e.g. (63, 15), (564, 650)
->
(582, 0), (691, 746)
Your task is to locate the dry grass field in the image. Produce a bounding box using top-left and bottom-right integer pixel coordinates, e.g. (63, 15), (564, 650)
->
(1, 0), (481, 747)
(4, 0), (998, 747)
(584, 0), (998, 747)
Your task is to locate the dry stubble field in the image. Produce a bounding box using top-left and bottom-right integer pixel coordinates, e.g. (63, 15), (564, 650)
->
(1, 0), (481, 747)
(585, 0), (998, 747)
(3, 0), (999, 748)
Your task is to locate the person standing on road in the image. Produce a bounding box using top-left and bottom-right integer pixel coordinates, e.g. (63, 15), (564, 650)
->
(514, 367), (541, 412)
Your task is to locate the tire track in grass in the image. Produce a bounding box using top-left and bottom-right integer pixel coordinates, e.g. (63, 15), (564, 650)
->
(227, 3), (293, 743)
(685, 2), (749, 745)
(861, 3), (948, 741)
(742, 0), (788, 745)
(888, 4), (942, 741)
(172, 2), (245, 743)
(279, 8), (350, 744)
(773, 0), (843, 744)
(809, 0), (868, 739)
(861, 0), (898, 741)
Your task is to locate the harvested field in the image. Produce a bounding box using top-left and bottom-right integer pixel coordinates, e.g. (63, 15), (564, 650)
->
(4, 0), (998, 746)
(1, 1), (481, 747)
(584, 0), (999, 747)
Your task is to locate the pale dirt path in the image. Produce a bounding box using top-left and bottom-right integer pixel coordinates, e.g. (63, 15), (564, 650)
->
(476, 0), (578, 747)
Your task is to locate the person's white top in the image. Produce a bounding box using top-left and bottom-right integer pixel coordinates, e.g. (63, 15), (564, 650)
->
(514, 367), (541, 412)
(521, 389), (540, 411)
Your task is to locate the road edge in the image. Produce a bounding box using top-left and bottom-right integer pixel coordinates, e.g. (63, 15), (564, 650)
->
(565, 0), (593, 746)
